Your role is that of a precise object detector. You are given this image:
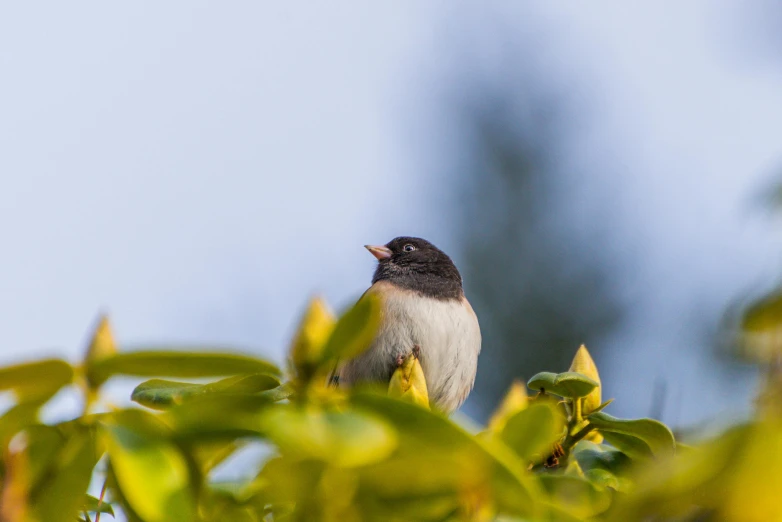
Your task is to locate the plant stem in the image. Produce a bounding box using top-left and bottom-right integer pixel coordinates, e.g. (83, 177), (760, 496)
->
(533, 415), (597, 471)
(557, 422), (596, 467)
(95, 478), (109, 522)
(564, 422), (595, 450)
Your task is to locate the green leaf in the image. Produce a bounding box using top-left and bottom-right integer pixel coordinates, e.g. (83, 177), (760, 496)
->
(527, 372), (558, 392)
(587, 412), (675, 458)
(500, 402), (564, 462)
(84, 494), (114, 517)
(258, 404), (397, 468)
(87, 350), (280, 387)
(0, 359), (73, 400)
(131, 379), (201, 409)
(607, 424), (750, 520)
(29, 426), (99, 522)
(102, 410), (195, 522)
(252, 455), (459, 522)
(590, 398), (614, 414)
(599, 432), (654, 461)
(584, 468), (633, 492)
(573, 441), (632, 472)
(24, 425), (67, 488)
(0, 400), (48, 446)
(251, 458), (327, 516)
(352, 393), (541, 518)
(165, 394), (274, 440)
(258, 382), (295, 402)
(131, 373), (281, 410)
(357, 491), (461, 522)
(191, 441), (243, 475)
(487, 380), (529, 433)
(200, 484), (264, 522)
(573, 441), (633, 492)
(539, 475), (612, 519)
(527, 371), (598, 399)
(321, 293), (382, 362)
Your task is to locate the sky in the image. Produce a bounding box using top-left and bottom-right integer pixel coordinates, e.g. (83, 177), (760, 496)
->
(1, 2), (782, 429)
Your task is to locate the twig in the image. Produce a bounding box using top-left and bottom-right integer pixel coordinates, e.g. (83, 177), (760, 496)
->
(95, 479), (109, 522)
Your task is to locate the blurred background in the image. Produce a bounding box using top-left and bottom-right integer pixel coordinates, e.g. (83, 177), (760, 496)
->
(2, 1), (782, 431)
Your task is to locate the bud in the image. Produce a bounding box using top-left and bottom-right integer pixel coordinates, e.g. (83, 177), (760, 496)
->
(85, 314), (117, 363)
(585, 431), (604, 444)
(85, 314), (118, 390)
(290, 297), (337, 379)
(388, 351), (429, 408)
(569, 344), (601, 415)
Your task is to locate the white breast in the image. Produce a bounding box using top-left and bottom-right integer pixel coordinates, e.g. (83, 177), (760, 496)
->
(339, 290), (481, 412)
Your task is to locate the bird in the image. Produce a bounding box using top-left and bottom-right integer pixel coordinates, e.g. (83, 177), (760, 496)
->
(337, 236), (481, 413)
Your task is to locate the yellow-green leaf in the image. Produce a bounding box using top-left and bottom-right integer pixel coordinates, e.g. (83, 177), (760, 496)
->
(165, 394), (273, 440)
(587, 412), (675, 458)
(251, 457), (327, 516)
(0, 401), (48, 447)
(259, 404), (398, 468)
(191, 441), (243, 475)
(539, 475), (612, 519)
(352, 393), (541, 518)
(130, 373), (281, 410)
(718, 420), (782, 521)
(487, 380), (529, 433)
(500, 402), (564, 463)
(88, 350), (280, 387)
(0, 359), (73, 401)
(30, 427), (99, 522)
(572, 441), (633, 492)
(609, 424), (747, 519)
(103, 413), (194, 522)
(527, 371), (598, 399)
(321, 293), (382, 362)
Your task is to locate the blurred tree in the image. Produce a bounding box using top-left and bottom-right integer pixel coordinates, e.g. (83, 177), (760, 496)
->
(434, 44), (626, 419)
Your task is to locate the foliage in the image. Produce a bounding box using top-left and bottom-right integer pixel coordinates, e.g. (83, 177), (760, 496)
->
(0, 296), (780, 521)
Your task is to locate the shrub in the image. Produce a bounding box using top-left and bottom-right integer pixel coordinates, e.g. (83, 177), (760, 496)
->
(0, 295), (780, 521)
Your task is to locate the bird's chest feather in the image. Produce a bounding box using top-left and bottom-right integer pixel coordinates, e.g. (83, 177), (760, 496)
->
(373, 292), (480, 394)
(377, 294), (469, 357)
(338, 285), (481, 412)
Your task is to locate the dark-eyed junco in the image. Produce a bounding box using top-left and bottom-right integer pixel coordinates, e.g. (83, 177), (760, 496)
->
(338, 236), (481, 413)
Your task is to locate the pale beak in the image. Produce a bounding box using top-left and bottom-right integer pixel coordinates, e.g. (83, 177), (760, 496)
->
(365, 244), (392, 260)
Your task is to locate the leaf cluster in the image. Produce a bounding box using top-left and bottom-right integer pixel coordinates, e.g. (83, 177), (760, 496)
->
(0, 300), (779, 521)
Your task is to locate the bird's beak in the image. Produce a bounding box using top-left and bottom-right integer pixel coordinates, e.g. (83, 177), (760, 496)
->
(365, 244), (392, 260)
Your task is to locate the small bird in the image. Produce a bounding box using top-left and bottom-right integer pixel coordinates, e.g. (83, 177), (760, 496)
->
(338, 236), (481, 413)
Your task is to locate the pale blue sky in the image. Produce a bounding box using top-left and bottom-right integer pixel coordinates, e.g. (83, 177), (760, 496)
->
(1, 2), (781, 427)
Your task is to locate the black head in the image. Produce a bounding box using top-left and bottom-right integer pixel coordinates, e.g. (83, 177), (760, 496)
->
(365, 237), (463, 300)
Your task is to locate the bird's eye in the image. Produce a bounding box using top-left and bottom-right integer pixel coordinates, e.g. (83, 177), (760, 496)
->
(403, 244), (416, 252)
